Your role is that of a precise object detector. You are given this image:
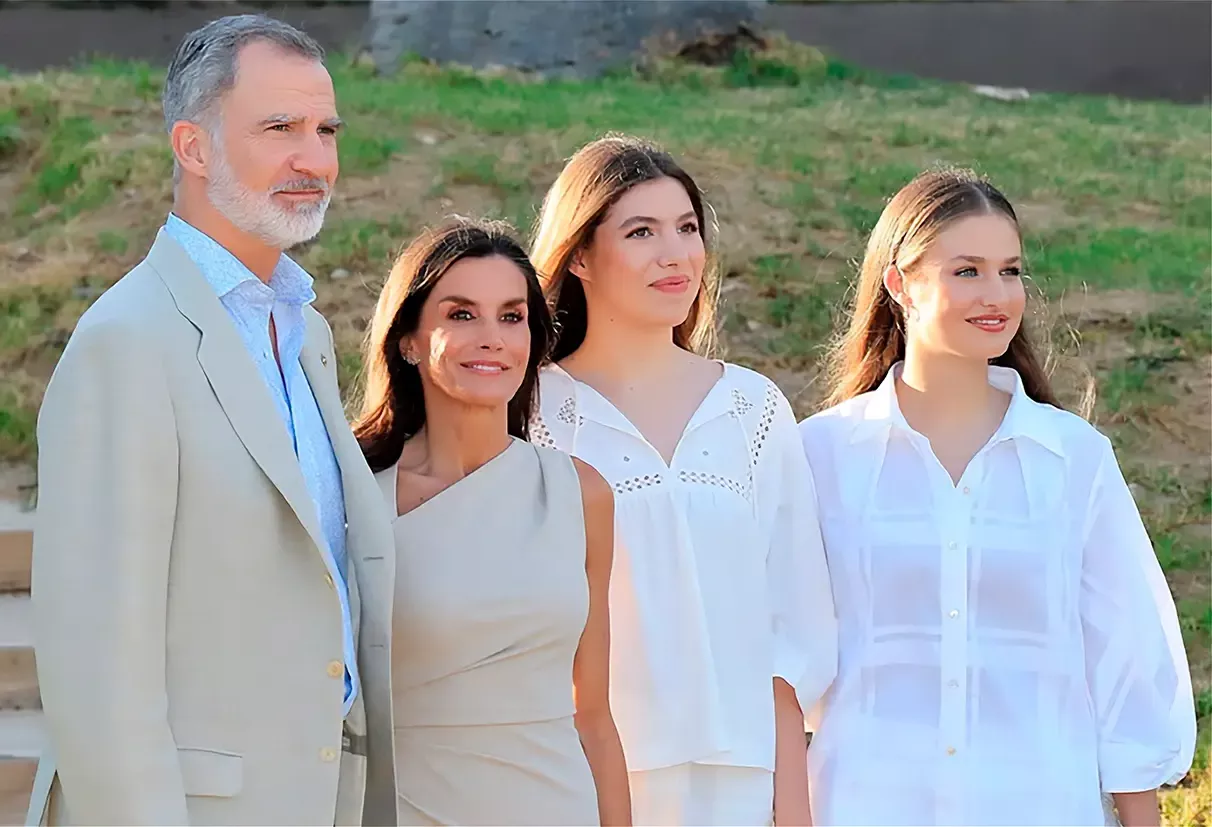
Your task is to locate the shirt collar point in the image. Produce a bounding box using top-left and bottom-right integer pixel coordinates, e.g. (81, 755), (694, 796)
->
(990, 365), (1066, 457)
(846, 362), (1064, 457)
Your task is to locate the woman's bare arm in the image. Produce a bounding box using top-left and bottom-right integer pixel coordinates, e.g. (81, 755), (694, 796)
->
(1112, 789), (1161, 827)
(571, 458), (632, 826)
(774, 678), (812, 825)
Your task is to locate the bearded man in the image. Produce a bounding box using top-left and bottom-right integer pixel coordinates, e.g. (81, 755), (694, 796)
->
(26, 14), (393, 826)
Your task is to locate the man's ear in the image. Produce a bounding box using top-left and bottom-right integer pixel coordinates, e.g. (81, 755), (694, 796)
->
(170, 120), (212, 180)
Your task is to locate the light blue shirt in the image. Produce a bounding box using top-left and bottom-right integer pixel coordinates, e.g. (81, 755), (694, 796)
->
(165, 214), (359, 716)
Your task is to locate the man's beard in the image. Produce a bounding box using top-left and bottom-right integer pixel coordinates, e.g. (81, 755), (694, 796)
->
(206, 139), (331, 251)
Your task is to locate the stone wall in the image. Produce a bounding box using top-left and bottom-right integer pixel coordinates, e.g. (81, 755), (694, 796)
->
(367, 0), (764, 78)
(0, 1), (1207, 103)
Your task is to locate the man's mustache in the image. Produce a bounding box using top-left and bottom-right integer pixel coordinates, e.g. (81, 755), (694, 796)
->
(272, 178), (329, 194)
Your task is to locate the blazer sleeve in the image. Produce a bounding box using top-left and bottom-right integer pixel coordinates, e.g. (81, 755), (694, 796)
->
(32, 319), (189, 825)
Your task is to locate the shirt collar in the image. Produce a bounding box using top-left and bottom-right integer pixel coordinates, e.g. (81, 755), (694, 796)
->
(163, 213), (316, 307)
(850, 361), (1064, 457)
(548, 361), (743, 438)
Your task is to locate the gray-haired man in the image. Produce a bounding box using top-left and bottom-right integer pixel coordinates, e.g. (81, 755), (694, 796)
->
(27, 14), (393, 826)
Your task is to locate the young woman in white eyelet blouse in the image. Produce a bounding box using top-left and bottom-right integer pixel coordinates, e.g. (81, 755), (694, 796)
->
(530, 135), (838, 826)
(798, 168), (1195, 827)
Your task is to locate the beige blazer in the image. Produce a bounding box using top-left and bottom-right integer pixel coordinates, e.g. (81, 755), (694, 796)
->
(25, 231), (395, 826)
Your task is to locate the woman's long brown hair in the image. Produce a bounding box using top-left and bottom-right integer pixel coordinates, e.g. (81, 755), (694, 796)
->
(352, 217), (555, 473)
(530, 134), (720, 362)
(822, 167), (1064, 410)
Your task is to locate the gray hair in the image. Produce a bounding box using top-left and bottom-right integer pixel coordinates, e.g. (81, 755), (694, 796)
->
(162, 14), (325, 134)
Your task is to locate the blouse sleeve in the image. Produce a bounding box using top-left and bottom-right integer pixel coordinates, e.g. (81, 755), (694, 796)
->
(1080, 435), (1196, 791)
(761, 388), (838, 713)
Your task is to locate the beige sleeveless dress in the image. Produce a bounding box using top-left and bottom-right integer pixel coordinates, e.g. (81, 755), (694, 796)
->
(381, 438), (600, 826)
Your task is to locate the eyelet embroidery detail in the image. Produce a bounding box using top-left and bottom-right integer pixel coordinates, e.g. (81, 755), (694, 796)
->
(752, 383), (780, 464)
(678, 469), (751, 502)
(613, 473), (664, 494)
(732, 389), (754, 415)
(556, 397), (577, 427)
(530, 414), (557, 449)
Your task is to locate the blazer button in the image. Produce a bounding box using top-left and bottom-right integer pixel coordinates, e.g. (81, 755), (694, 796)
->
(324, 573), (335, 588)
(327, 660), (343, 678)
(320, 747), (337, 762)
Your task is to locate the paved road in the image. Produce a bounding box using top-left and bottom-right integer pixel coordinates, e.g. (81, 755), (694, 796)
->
(761, 0), (1211, 104)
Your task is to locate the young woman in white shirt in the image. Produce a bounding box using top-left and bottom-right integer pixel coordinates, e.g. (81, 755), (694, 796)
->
(799, 168), (1195, 827)
(529, 134), (838, 826)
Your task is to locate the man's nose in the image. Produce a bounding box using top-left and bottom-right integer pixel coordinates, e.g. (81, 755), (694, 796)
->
(290, 131), (337, 181)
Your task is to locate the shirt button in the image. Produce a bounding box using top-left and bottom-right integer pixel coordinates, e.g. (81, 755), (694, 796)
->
(948, 609), (960, 619)
(948, 679), (959, 688)
(962, 486), (971, 495)
(946, 746), (957, 756)
(327, 660), (343, 678)
(320, 747), (337, 762)
(623, 455), (630, 462)
(948, 541), (957, 550)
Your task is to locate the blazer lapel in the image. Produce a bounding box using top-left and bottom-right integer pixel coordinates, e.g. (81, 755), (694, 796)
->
(146, 230), (328, 558)
(299, 322), (395, 632)
(300, 323), (399, 785)
(299, 336), (360, 628)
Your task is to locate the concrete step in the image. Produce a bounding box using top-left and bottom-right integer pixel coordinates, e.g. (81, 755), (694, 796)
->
(0, 498), (33, 597)
(0, 532), (31, 596)
(0, 652), (36, 715)
(0, 710), (43, 827)
(0, 597), (37, 713)
(0, 496), (38, 826)
(0, 756), (35, 827)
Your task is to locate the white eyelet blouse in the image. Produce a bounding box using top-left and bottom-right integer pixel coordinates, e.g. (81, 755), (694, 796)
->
(798, 364), (1195, 827)
(535, 363), (838, 773)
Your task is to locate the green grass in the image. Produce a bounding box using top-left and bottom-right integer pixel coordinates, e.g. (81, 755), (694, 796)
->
(298, 216), (410, 278)
(0, 50), (1209, 822)
(0, 106), (21, 159)
(0, 285), (72, 352)
(0, 388), (36, 461)
(439, 152), (527, 194)
(95, 229), (129, 256)
(1030, 227), (1212, 294)
(18, 113), (98, 212)
(339, 128), (402, 176)
(1156, 532), (1208, 573)
(1101, 355), (1178, 415)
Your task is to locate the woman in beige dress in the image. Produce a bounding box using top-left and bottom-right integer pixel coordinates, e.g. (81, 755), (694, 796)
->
(351, 218), (631, 826)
